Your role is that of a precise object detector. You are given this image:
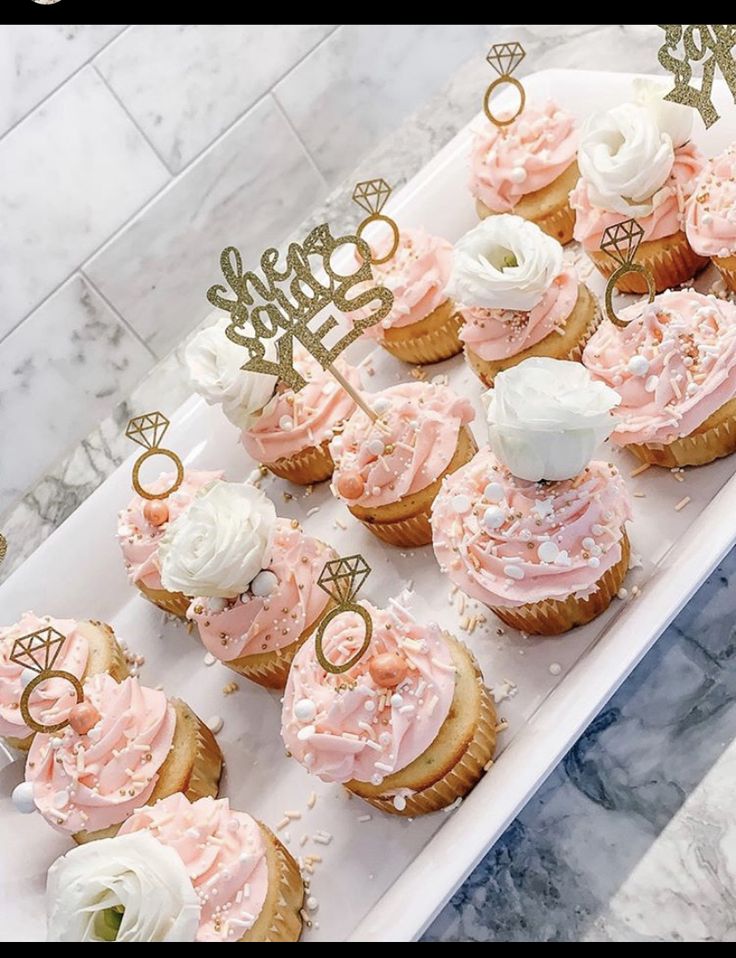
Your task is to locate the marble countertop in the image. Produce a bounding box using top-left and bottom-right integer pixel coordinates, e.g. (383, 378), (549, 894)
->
(4, 24), (735, 942)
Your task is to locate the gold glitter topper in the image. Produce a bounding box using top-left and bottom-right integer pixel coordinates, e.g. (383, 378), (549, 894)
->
(315, 554), (372, 675)
(352, 178), (400, 264)
(126, 411), (184, 501)
(0, 534), (6, 565)
(659, 25), (736, 128)
(600, 219), (656, 328)
(9, 627), (84, 734)
(484, 41), (526, 127)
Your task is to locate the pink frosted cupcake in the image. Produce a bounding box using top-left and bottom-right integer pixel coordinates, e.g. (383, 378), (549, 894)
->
(117, 469), (222, 618)
(282, 594), (496, 816)
(450, 214), (598, 386)
(330, 381), (477, 547)
(14, 674), (222, 843)
(686, 145), (736, 291)
(159, 479), (335, 688)
(0, 612), (128, 751)
(583, 289), (736, 467)
(470, 100), (579, 243)
(187, 322), (359, 484)
(431, 358), (631, 635)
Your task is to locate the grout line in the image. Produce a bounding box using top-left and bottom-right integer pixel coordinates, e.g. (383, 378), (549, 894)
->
(0, 25), (132, 146)
(79, 268), (157, 360)
(270, 91), (329, 189)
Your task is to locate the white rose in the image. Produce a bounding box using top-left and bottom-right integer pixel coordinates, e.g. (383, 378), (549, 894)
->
(578, 103), (674, 216)
(185, 315), (277, 430)
(485, 357), (621, 481)
(633, 77), (692, 149)
(159, 480), (277, 598)
(448, 215), (564, 312)
(46, 831), (200, 942)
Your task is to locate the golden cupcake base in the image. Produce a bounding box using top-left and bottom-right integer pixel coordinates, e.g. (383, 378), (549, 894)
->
(626, 396), (736, 468)
(265, 438), (334, 485)
(588, 230), (708, 294)
(136, 581), (191, 619)
(240, 826), (304, 942)
(712, 253), (736, 292)
(379, 299), (464, 365)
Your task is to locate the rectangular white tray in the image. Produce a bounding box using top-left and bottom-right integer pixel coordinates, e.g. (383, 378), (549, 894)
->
(3, 69), (736, 942)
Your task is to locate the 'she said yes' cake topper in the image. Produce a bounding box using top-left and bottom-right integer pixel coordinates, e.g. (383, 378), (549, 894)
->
(658, 24), (736, 128)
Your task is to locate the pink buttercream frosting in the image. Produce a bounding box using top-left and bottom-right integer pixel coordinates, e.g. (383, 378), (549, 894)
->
(460, 269), (579, 360)
(0, 612), (88, 741)
(188, 520), (334, 660)
(117, 470), (222, 591)
(431, 447), (631, 608)
(469, 101), (578, 212)
(583, 290), (736, 445)
(281, 597), (455, 784)
(26, 674), (176, 835)
(571, 142), (706, 251)
(330, 382), (475, 509)
(686, 145), (736, 257)
(120, 794), (268, 942)
(242, 351), (360, 464)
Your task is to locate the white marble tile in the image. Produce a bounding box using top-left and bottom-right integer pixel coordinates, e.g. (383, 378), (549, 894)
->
(95, 24), (335, 172)
(0, 274), (153, 515)
(0, 67), (168, 336)
(0, 25), (126, 135)
(274, 24), (488, 184)
(84, 95), (326, 357)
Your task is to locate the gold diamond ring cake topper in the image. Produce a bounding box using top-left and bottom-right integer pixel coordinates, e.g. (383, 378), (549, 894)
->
(600, 219), (656, 328)
(9, 627), (84, 734)
(315, 553), (372, 675)
(126, 410), (184, 501)
(484, 41), (526, 127)
(352, 179), (399, 266)
(658, 25), (736, 129)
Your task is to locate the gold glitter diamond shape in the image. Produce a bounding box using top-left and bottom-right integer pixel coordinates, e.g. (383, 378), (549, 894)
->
(352, 179), (392, 216)
(126, 411), (170, 450)
(9, 627), (66, 674)
(302, 223), (332, 257)
(600, 219), (645, 266)
(0, 534), (6, 564)
(486, 41), (525, 77)
(318, 554), (371, 603)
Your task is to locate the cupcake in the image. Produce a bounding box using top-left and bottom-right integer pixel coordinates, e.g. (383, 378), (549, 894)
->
(282, 593), (497, 815)
(0, 613), (128, 751)
(159, 479), (335, 689)
(470, 100), (579, 243)
(583, 289), (736, 467)
(330, 382), (477, 547)
(686, 144), (736, 291)
(14, 673), (222, 843)
(117, 469), (222, 618)
(571, 79), (707, 292)
(451, 214), (599, 386)
(431, 358), (631, 635)
(186, 319), (360, 484)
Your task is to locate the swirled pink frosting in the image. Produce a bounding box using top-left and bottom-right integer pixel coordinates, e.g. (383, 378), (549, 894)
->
(583, 290), (736, 445)
(188, 521), (334, 660)
(460, 269), (579, 360)
(120, 793), (268, 942)
(26, 674), (176, 835)
(431, 447), (631, 608)
(118, 470), (222, 591)
(469, 101), (578, 212)
(242, 351), (360, 464)
(0, 612), (87, 741)
(282, 597), (455, 784)
(571, 142), (705, 251)
(330, 382), (475, 509)
(685, 145), (736, 257)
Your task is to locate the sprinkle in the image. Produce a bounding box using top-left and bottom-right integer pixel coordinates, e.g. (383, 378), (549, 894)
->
(222, 682), (239, 696)
(504, 564), (524, 580)
(299, 834), (309, 847)
(307, 792), (317, 809)
(629, 463), (651, 478)
(674, 496), (691, 511)
(306, 506), (319, 518)
(374, 761), (394, 773)
(333, 517), (347, 531)
(313, 832), (333, 846)
(548, 662), (562, 675)
(393, 794), (407, 811)
(617, 588), (628, 599)
(206, 715), (224, 734)
(452, 494), (471, 514)
(357, 813), (372, 822)
(495, 719), (509, 733)
(276, 817), (290, 831)
(634, 491), (647, 498)
(483, 759), (495, 772)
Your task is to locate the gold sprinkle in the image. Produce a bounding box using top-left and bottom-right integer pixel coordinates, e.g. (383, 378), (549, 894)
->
(674, 496), (691, 512)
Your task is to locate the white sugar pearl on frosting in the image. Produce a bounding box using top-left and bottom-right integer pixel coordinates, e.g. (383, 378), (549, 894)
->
(393, 794), (407, 811)
(588, 556), (601, 568)
(373, 396), (391, 415)
(452, 494), (471, 515)
(483, 506), (505, 530)
(484, 482), (504, 503)
(390, 693), (403, 708)
(509, 166), (527, 183)
(294, 698), (316, 723)
(553, 550), (572, 567)
(297, 724), (316, 741)
(504, 564), (525, 580)
(279, 415), (294, 431)
(12, 782), (35, 814)
(367, 438), (385, 456)
(582, 537), (595, 551)
(251, 570), (278, 598)
(208, 597), (228, 613)
(538, 540), (559, 563)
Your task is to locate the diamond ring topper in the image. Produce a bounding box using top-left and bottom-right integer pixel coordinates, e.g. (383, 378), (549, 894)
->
(352, 178), (399, 266)
(9, 626), (84, 734)
(600, 219), (656, 328)
(484, 41), (526, 127)
(658, 25), (736, 129)
(314, 554), (373, 675)
(126, 410), (184, 501)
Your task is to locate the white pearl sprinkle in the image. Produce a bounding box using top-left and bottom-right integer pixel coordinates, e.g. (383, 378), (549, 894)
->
(393, 794), (407, 811)
(52, 789), (69, 810)
(627, 355), (650, 377)
(509, 166), (527, 183)
(373, 397), (391, 415)
(553, 550), (572, 567)
(279, 415), (294, 431)
(538, 540), (559, 563)
(297, 724), (316, 741)
(294, 699), (316, 723)
(367, 438), (385, 456)
(588, 556), (601, 568)
(483, 482), (504, 503)
(206, 715), (224, 734)
(12, 782), (35, 814)
(582, 537), (595, 551)
(504, 564), (524, 580)
(207, 597), (228, 614)
(548, 662), (562, 676)
(390, 693), (403, 708)
(483, 506), (506, 530)
(452, 494), (470, 514)
(371, 773), (383, 786)
(250, 570), (278, 598)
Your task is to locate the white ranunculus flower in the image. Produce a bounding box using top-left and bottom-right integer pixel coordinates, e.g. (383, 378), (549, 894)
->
(46, 831), (200, 942)
(633, 77), (692, 149)
(484, 357), (621, 481)
(185, 315), (278, 430)
(578, 103), (674, 216)
(448, 215), (564, 312)
(159, 480), (277, 598)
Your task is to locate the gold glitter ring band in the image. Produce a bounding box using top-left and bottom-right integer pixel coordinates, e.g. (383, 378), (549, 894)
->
(20, 670), (84, 734)
(132, 447), (184, 501)
(605, 263), (656, 328)
(356, 214), (400, 266)
(484, 75), (525, 127)
(315, 603), (373, 675)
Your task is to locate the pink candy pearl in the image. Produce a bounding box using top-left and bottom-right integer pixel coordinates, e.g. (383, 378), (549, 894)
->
(143, 500), (169, 527)
(369, 652), (408, 688)
(68, 701), (100, 735)
(337, 472), (365, 500)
